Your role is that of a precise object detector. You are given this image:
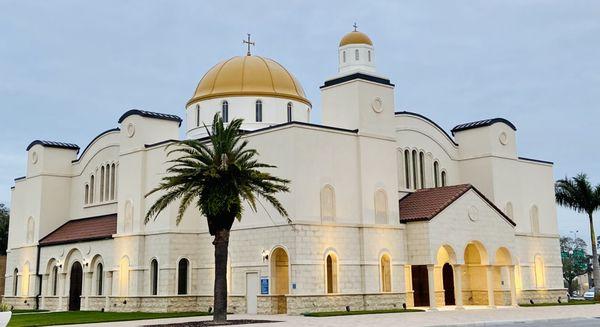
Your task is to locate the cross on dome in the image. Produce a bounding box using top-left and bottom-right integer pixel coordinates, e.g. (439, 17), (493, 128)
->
(243, 33), (255, 56)
(353, 22), (358, 31)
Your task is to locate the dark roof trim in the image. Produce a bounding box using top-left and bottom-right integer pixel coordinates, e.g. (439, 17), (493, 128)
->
(399, 185), (516, 226)
(26, 140), (80, 152)
(451, 118), (517, 136)
(395, 111), (458, 146)
(118, 109), (182, 127)
(518, 156), (554, 165)
(320, 73), (394, 89)
(145, 139), (179, 149)
(247, 120), (359, 135)
(72, 128), (120, 163)
(39, 235), (113, 247)
(14, 176), (26, 182)
(38, 213), (117, 246)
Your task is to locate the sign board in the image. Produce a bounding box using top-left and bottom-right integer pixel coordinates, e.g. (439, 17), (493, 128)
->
(260, 277), (269, 295)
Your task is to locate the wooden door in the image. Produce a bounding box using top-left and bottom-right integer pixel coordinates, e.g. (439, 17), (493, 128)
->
(443, 263), (455, 306)
(411, 265), (430, 307)
(68, 262), (83, 311)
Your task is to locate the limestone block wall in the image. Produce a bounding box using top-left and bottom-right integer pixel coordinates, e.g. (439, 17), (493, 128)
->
(2, 296), (36, 310)
(518, 289), (567, 305)
(285, 293), (408, 315)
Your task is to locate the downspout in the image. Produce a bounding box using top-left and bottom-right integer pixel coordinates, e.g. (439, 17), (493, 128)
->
(34, 243), (42, 310)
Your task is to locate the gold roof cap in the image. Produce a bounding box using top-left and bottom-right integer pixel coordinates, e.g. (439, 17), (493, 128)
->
(339, 31), (373, 47)
(188, 56), (310, 106)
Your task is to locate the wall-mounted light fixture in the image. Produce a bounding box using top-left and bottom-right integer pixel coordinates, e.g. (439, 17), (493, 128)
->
(261, 250), (269, 262)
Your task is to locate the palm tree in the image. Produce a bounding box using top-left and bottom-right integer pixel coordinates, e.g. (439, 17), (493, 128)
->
(555, 174), (600, 299)
(144, 113), (290, 322)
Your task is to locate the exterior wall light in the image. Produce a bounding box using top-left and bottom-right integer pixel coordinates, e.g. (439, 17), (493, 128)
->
(261, 250), (269, 262)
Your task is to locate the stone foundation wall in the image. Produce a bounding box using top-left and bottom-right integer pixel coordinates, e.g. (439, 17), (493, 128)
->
(257, 295), (286, 314)
(493, 290), (511, 306)
(363, 293), (407, 310)
(462, 290), (489, 305)
(434, 290), (445, 307)
(518, 289), (567, 305)
(286, 293), (408, 315)
(3, 296), (36, 310)
(41, 296), (63, 311)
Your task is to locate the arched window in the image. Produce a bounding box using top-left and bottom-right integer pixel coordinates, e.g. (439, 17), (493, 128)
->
(433, 161), (440, 187)
(287, 102), (293, 122)
(342, 51), (346, 63)
(255, 100), (263, 122)
(110, 163), (116, 200)
(505, 202), (514, 220)
(100, 166), (105, 202)
(441, 171), (447, 187)
(177, 258), (189, 295)
(119, 257), (129, 296)
(530, 205), (540, 234)
(52, 265), (58, 296)
(355, 49), (359, 60)
(368, 50), (371, 62)
(84, 184), (89, 204)
(96, 263), (103, 295)
(380, 254), (391, 293)
(151, 259), (159, 295)
(320, 185), (336, 222)
(411, 150), (418, 189)
(419, 152), (425, 189)
(105, 164), (110, 201)
(534, 255), (545, 288)
(26, 217), (34, 244)
(90, 175), (95, 203)
(326, 254), (338, 293)
(13, 268), (18, 296)
(374, 189), (388, 224)
(196, 104), (200, 127)
(404, 150), (411, 189)
(222, 101), (229, 122)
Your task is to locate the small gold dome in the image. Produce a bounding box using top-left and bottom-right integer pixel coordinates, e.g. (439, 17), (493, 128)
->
(188, 56), (310, 106)
(339, 31), (373, 46)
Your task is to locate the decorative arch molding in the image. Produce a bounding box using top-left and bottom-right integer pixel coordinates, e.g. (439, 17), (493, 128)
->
(320, 184), (336, 222)
(63, 248), (84, 274)
(435, 244), (458, 265)
(73, 128), (121, 164)
(493, 247), (514, 266)
(462, 240), (490, 265)
(395, 111), (459, 147)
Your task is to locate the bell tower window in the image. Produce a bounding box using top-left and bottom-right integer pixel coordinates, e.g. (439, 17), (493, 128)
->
(222, 101), (229, 122)
(255, 100), (263, 122)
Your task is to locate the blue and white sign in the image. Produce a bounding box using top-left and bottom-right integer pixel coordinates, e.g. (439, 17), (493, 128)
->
(260, 277), (269, 294)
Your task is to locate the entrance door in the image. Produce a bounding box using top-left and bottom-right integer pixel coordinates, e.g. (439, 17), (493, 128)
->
(68, 262), (83, 311)
(443, 263), (456, 306)
(246, 272), (259, 314)
(411, 265), (430, 307)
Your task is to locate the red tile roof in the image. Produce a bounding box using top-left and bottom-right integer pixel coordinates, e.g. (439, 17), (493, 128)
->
(39, 214), (117, 246)
(398, 184), (515, 226)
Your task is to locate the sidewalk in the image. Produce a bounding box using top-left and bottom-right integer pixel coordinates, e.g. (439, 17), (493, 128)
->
(53, 304), (600, 327)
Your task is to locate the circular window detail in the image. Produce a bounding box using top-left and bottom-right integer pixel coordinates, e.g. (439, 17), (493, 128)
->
(126, 123), (136, 138)
(499, 132), (508, 145)
(468, 205), (479, 222)
(371, 97), (384, 113)
(31, 151), (38, 164)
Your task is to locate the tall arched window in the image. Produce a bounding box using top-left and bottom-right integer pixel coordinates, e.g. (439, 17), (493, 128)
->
(177, 258), (189, 295)
(368, 50), (371, 62)
(404, 150), (411, 189)
(505, 202), (514, 220)
(90, 175), (95, 203)
(419, 152), (425, 189)
(110, 163), (116, 200)
(151, 259), (159, 295)
(119, 257), (129, 296)
(287, 102), (293, 122)
(105, 164), (110, 201)
(433, 161), (440, 187)
(411, 150), (418, 189)
(530, 205), (540, 234)
(96, 263), (103, 295)
(342, 51), (346, 63)
(441, 171), (447, 187)
(100, 166), (105, 202)
(196, 104), (200, 127)
(26, 217), (34, 244)
(52, 265), (58, 296)
(534, 255), (545, 288)
(84, 184), (89, 204)
(354, 49), (359, 60)
(222, 101), (229, 122)
(380, 254), (391, 293)
(255, 100), (263, 122)
(374, 189), (388, 224)
(13, 268), (18, 296)
(320, 185), (336, 222)
(326, 254), (338, 293)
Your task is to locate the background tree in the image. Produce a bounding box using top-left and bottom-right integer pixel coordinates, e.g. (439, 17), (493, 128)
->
(145, 114), (289, 322)
(556, 173), (600, 299)
(0, 203), (8, 255)
(560, 236), (588, 295)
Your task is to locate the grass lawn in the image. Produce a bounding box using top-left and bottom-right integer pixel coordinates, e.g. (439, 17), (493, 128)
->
(519, 300), (598, 307)
(302, 308), (424, 317)
(8, 311), (211, 327)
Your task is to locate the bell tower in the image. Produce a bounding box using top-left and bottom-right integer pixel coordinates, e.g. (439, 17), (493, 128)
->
(321, 27), (395, 137)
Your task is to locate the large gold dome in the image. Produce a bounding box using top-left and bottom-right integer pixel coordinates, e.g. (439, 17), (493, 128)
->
(188, 56), (310, 106)
(339, 31), (373, 46)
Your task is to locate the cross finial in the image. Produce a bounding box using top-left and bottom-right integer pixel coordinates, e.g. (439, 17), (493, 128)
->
(353, 22), (358, 31)
(243, 33), (255, 56)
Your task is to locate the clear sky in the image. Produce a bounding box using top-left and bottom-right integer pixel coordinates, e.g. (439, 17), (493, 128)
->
(1, 1), (599, 242)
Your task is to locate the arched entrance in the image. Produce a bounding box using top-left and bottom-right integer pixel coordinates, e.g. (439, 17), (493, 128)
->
(463, 242), (491, 306)
(442, 263), (455, 305)
(68, 262), (83, 311)
(271, 248), (289, 295)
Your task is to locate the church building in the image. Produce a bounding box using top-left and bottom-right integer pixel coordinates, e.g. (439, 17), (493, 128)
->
(5, 28), (564, 314)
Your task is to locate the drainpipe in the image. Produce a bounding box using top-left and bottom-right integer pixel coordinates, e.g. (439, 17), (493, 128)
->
(34, 244), (42, 310)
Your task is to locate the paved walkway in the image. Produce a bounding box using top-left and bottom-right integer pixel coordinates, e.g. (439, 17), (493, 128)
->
(53, 305), (600, 327)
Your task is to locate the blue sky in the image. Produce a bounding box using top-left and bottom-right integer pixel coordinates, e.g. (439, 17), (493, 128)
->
(1, 1), (599, 242)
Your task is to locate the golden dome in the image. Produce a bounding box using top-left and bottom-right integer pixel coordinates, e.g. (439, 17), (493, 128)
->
(188, 56), (310, 106)
(339, 31), (373, 46)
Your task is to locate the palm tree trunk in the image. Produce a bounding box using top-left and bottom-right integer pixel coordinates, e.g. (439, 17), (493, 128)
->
(213, 228), (230, 322)
(589, 213), (600, 300)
